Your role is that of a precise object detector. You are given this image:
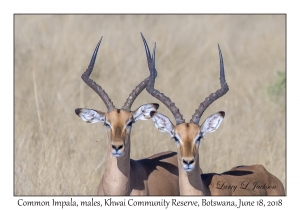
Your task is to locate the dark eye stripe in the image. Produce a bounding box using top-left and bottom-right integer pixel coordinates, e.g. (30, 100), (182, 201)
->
(195, 134), (203, 142)
(173, 136), (180, 142)
(127, 121), (133, 127)
(104, 122), (110, 127)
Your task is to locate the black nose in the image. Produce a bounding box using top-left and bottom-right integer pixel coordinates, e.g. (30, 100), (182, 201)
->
(112, 145), (123, 151)
(183, 159), (194, 165)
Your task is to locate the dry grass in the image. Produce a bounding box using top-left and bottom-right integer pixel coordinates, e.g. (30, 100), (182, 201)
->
(14, 15), (285, 195)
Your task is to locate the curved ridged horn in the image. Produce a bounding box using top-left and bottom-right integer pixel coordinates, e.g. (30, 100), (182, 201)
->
(81, 37), (115, 112)
(190, 44), (229, 124)
(122, 37), (152, 110)
(142, 33), (185, 125)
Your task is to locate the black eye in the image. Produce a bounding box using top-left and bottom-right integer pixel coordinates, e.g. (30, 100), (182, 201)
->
(104, 122), (110, 128)
(127, 121), (133, 127)
(173, 136), (180, 142)
(196, 135), (203, 142)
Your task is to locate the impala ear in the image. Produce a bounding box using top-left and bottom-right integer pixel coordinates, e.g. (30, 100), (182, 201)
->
(132, 103), (159, 121)
(200, 111), (225, 137)
(151, 112), (175, 137)
(75, 108), (105, 123)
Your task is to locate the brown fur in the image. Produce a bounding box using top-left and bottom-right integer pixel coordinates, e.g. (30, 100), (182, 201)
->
(175, 122), (285, 195)
(98, 109), (179, 195)
(176, 123), (200, 164)
(175, 123), (206, 195)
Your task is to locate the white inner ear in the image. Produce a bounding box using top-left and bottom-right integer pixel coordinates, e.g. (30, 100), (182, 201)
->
(200, 112), (224, 137)
(77, 109), (105, 123)
(132, 103), (158, 121)
(152, 112), (174, 137)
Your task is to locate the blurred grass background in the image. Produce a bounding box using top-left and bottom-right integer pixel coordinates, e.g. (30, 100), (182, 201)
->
(14, 15), (285, 195)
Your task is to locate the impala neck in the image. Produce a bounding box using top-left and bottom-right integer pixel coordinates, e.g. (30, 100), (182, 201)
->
(101, 136), (131, 195)
(178, 155), (208, 195)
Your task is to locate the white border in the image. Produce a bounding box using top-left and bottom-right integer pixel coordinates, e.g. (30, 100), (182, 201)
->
(2, 0), (297, 209)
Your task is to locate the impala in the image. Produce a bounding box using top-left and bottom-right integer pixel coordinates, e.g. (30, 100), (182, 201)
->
(141, 34), (285, 195)
(75, 36), (179, 195)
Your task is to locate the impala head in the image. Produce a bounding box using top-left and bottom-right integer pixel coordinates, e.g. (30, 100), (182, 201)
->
(141, 34), (229, 172)
(151, 111), (225, 172)
(75, 36), (159, 157)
